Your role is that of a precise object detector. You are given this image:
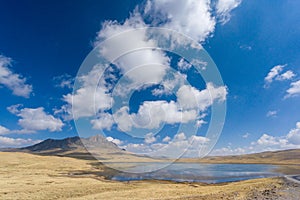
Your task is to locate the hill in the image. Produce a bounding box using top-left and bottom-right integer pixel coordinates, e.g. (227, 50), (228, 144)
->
(3, 135), (161, 163)
(180, 149), (300, 165)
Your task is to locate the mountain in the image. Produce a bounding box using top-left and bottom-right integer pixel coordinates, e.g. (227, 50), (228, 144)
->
(21, 136), (84, 152)
(17, 135), (123, 157)
(10, 135), (160, 163)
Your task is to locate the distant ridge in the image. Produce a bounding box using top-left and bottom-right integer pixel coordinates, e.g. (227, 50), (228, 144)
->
(2, 136), (299, 165)
(180, 148), (300, 165)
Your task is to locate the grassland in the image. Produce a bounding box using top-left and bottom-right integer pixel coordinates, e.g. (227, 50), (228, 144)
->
(1, 152), (299, 200)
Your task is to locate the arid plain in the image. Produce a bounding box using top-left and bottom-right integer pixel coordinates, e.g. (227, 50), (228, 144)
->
(1, 151), (300, 200)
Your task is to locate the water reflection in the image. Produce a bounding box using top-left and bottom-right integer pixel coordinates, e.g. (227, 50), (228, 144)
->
(110, 163), (281, 183)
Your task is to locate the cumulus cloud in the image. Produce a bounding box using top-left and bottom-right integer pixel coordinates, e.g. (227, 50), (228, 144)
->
(144, 0), (216, 42)
(176, 83), (227, 110)
(0, 55), (32, 98)
(62, 64), (113, 119)
(256, 134), (283, 146)
(211, 122), (300, 156)
(254, 123), (300, 148)
(151, 71), (187, 96)
(162, 136), (171, 143)
(211, 146), (246, 156)
(7, 105), (64, 133)
(177, 58), (192, 71)
(106, 136), (123, 145)
(154, 133), (209, 158)
(278, 70), (296, 81)
(174, 132), (186, 141)
(285, 80), (300, 98)
(0, 136), (41, 148)
(286, 122), (300, 145)
(80, 80), (227, 132)
(113, 100), (198, 132)
(58, 0), (231, 142)
(91, 112), (114, 130)
(264, 64), (296, 88)
(144, 132), (157, 144)
(264, 65), (284, 86)
(0, 125), (10, 135)
(95, 12), (170, 87)
(216, 0), (242, 24)
(122, 132), (209, 158)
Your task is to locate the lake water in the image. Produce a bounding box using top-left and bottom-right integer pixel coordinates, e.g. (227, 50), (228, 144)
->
(111, 163), (281, 183)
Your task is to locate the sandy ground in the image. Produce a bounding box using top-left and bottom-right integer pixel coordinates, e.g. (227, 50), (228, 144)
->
(0, 152), (299, 200)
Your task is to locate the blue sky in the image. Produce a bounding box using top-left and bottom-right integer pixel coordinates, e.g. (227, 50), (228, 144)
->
(0, 0), (300, 157)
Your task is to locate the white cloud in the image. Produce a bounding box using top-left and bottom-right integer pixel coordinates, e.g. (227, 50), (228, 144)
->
(177, 58), (192, 71)
(286, 122), (300, 145)
(277, 70), (296, 81)
(95, 12), (170, 88)
(7, 104), (22, 114)
(0, 55), (32, 98)
(264, 64), (295, 88)
(59, 1), (231, 134)
(211, 122), (300, 156)
(264, 65), (285, 86)
(174, 132), (186, 141)
(0, 136), (41, 148)
(152, 134), (209, 158)
(53, 74), (74, 89)
(162, 136), (171, 143)
(151, 71), (187, 96)
(7, 105), (64, 133)
(211, 146), (246, 156)
(256, 134), (282, 146)
(176, 83), (227, 110)
(113, 106), (133, 132)
(91, 113), (114, 131)
(106, 136), (123, 146)
(189, 135), (210, 144)
(88, 81), (227, 132)
(113, 101), (198, 132)
(196, 119), (207, 128)
(266, 110), (277, 118)
(0, 125), (10, 135)
(285, 80), (300, 98)
(254, 123), (300, 149)
(216, 0), (242, 24)
(62, 64), (113, 119)
(190, 59), (208, 71)
(144, 0), (216, 42)
(122, 132), (209, 158)
(144, 132), (157, 144)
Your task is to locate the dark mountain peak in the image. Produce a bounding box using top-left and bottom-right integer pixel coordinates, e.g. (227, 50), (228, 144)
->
(20, 135), (122, 153)
(22, 136), (83, 152)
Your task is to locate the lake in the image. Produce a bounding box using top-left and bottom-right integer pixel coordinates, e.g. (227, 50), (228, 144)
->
(111, 163), (281, 183)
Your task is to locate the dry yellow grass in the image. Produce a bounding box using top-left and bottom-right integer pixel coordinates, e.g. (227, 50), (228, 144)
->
(0, 152), (289, 200)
